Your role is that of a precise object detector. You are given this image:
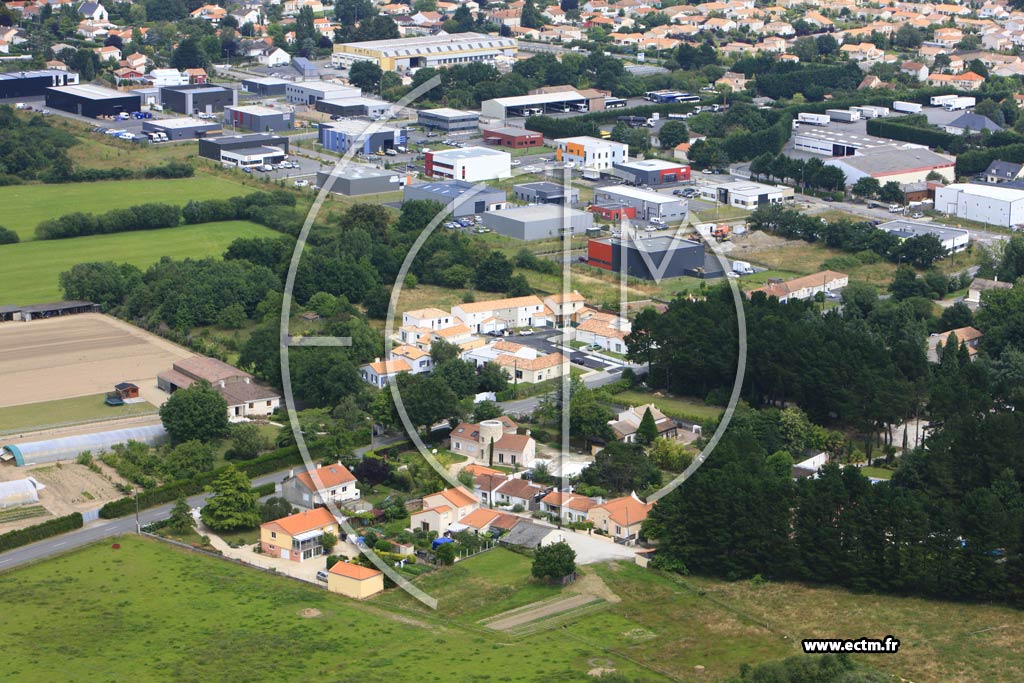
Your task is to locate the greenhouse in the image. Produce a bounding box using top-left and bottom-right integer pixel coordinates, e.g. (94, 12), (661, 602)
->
(0, 478), (44, 508)
(1, 425), (168, 467)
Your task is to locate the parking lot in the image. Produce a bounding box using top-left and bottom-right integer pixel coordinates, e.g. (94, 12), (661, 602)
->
(502, 328), (622, 371)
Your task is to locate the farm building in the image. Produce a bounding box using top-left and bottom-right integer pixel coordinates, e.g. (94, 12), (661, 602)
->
(142, 117), (222, 141)
(45, 84), (140, 118)
(0, 479), (44, 508)
(160, 83), (237, 114)
(482, 205), (594, 241)
(316, 167), (406, 196)
(1, 425), (169, 467)
(402, 180), (507, 217)
(0, 301), (100, 323)
(417, 108), (480, 132)
(0, 70), (78, 99)
(157, 356), (280, 421)
(224, 104), (295, 132)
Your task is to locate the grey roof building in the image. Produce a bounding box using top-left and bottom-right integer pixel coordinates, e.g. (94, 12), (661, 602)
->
(417, 107), (480, 131)
(482, 204), (593, 241)
(944, 112), (1002, 135)
(877, 219), (969, 252)
(143, 117), (222, 141)
(316, 167), (404, 196)
(241, 76), (291, 96)
(499, 521), (564, 549)
(403, 180), (507, 217)
(983, 159), (1024, 184)
(160, 83), (237, 114)
(513, 181), (579, 206)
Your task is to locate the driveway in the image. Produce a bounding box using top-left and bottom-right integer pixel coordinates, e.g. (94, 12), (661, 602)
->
(558, 527), (639, 564)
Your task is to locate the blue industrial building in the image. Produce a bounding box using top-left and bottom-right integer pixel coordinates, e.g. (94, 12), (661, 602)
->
(318, 120), (406, 155)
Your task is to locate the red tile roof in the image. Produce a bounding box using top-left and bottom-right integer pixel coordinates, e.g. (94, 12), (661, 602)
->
(294, 464), (357, 493)
(261, 507), (336, 536)
(329, 561), (382, 580)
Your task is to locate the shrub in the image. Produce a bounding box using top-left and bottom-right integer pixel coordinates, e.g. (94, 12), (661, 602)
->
(0, 513), (83, 552)
(0, 226), (18, 244)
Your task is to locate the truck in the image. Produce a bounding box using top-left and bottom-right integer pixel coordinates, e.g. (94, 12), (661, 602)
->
(827, 108), (860, 123)
(732, 260), (755, 275)
(617, 115), (648, 128)
(797, 112), (830, 126)
(712, 225), (731, 242)
(931, 95), (958, 107)
(893, 101), (923, 114)
(667, 113), (690, 120)
(943, 96), (976, 111)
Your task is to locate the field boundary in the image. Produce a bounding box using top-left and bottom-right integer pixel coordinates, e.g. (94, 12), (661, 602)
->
(0, 409), (159, 438)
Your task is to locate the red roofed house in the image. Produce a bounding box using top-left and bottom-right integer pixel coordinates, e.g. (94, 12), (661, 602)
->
(540, 491), (598, 523)
(409, 487), (480, 534)
(359, 357), (412, 388)
(587, 493), (653, 542)
(450, 416), (537, 469)
(260, 507), (340, 562)
(282, 462), (360, 509)
(457, 508), (522, 534)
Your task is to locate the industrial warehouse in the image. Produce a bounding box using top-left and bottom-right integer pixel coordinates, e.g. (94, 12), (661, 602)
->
(403, 181), (507, 217)
(223, 104), (295, 132)
(482, 205), (594, 241)
(316, 96), (392, 119)
(0, 69), (78, 99)
(877, 220), (969, 253)
(318, 120), (406, 154)
(613, 159), (691, 186)
(425, 146), (512, 182)
(198, 133), (289, 168)
(160, 83), (237, 114)
(417, 108), (480, 132)
(45, 84), (140, 118)
(593, 185), (688, 221)
(142, 117), (222, 141)
(317, 167), (406, 196)
(331, 32), (517, 72)
(481, 88), (608, 121)
(588, 235), (718, 280)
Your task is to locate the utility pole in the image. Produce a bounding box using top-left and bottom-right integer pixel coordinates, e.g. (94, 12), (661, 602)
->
(134, 486), (141, 533)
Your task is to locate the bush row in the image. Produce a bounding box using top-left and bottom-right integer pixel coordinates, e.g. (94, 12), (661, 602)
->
(0, 513), (83, 553)
(99, 446), (303, 519)
(865, 117), (962, 154)
(252, 482), (276, 497)
(43, 161), (195, 184)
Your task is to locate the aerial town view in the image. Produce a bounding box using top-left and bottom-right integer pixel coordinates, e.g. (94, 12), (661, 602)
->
(1, 0), (1023, 681)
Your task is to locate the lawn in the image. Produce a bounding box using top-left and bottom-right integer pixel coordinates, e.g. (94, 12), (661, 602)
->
(694, 205), (750, 223)
(0, 393), (156, 434)
(0, 220), (279, 304)
(740, 241), (898, 288)
(860, 466), (894, 480)
(610, 389), (724, 422)
(0, 174), (252, 240)
(0, 537), (664, 683)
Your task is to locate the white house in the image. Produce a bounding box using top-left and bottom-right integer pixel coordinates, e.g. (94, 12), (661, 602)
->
(259, 47), (292, 67)
(281, 463), (361, 509)
(409, 487), (479, 534)
(359, 358), (411, 388)
(451, 295), (551, 333)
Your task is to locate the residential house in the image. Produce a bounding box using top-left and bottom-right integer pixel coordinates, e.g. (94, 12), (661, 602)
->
(749, 270), (849, 303)
(575, 315), (630, 354)
(966, 277), (1012, 304)
(900, 61), (929, 82)
(840, 42), (882, 62)
(543, 291), (586, 325)
(944, 112), (1002, 136)
(327, 561), (384, 599)
(77, 1), (108, 22)
(451, 295), (551, 332)
(408, 487), (480, 534)
(259, 47), (291, 68)
(190, 4), (227, 23)
(186, 68), (208, 84)
(359, 358), (411, 388)
(389, 345), (432, 374)
(608, 404), (677, 443)
(542, 5), (567, 23)
(94, 45), (121, 61)
(715, 71), (748, 91)
(587, 493), (652, 542)
(281, 462), (360, 510)
(927, 326), (983, 362)
(540, 491), (598, 523)
(456, 508), (522, 535)
(932, 27), (964, 48)
(494, 348), (566, 385)
(450, 416), (537, 469)
(493, 477), (547, 510)
(260, 507), (340, 562)
(157, 356), (280, 421)
(124, 52), (147, 70)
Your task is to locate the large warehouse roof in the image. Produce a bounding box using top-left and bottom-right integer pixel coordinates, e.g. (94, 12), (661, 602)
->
(47, 83), (132, 100)
(337, 32), (515, 58)
(2, 424), (168, 467)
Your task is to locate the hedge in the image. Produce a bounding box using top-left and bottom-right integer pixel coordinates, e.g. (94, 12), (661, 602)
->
(865, 117), (962, 154)
(252, 482), (275, 497)
(0, 512), (83, 553)
(99, 446), (303, 519)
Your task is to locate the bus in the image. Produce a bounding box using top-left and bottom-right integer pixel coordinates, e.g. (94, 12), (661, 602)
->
(599, 129), (611, 139)
(674, 94), (700, 104)
(604, 97), (627, 109)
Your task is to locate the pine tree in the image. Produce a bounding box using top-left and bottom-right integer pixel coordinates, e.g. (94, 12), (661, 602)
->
(168, 495), (195, 534)
(200, 465), (260, 532)
(636, 407), (659, 446)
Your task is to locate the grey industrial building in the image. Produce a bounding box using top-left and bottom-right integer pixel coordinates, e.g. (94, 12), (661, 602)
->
(45, 84), (140, 118)
(142, 117), (222, 141)
(316, 167), (404, 196)
(198, 133), (289, 167)
(402, 180), (507, 217)
(513, 181), (579, 206)
(286, 81), (360, 105)
(224, 104), (295, 132)
(0, 69), (78, 99)
(482, 205), (593, 241)
(417, 107), (480, 132)
(592, 185), (687, 221)
(316, 96), (392, 119)
(241, 76), (290, 96)
(588, 235), (717, 280)
(160, 83), (237, 114)
(292, 57), (320, 80)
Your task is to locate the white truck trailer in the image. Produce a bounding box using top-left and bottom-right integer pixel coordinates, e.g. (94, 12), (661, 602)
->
(827, 108), (860, 123)
(943, 96), (976, 111)
(931, 95), (958, 107)
(797, 112), (830, 126)
(893, 101), (923, 114)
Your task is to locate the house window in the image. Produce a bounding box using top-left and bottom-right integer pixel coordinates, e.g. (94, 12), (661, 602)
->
(271, 531), (276, 539)
(498, 453), (504, 463)
(511, 455), (517, 465)
(615, 526), (622, 535)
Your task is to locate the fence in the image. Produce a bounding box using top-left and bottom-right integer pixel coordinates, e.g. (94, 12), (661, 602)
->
(81, 508), (101, 523)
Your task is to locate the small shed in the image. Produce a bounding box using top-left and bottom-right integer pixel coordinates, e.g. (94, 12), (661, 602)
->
(327, 561), (384, 599)
(107, 382), (140, 405)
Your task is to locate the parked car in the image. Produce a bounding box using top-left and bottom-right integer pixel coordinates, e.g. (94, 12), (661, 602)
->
(911, 211), (924, 219)
(316, 570), (329, 582)
(585, 344), (602, 352)
(520, 328), (534, 336)
(572, 356), (587, 365)
(701, 168), (713, 174)
(511, 160), (521, 166)
(294, 179), (309, 187)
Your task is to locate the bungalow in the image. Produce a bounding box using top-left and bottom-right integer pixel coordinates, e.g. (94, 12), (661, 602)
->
(749, 270), (849, 303)
(575, 316), (630, 354)
(281, 462), (360, 510)
(587, 493), (652, 542)
(608, 404), (677, 443)
(409, 487), (480, 534)
(260, 507), (340, 562)
(500, 520), (566, 549)
(327, 561), (384, 599)
(493, 476), (547, 510)
(259, 47), (292, 68)
(900, 61), (929, 82)
(982, 160), (1024, 184)
(94, 45), (121, 62)
(966, 277), (1012, 304)
(540, 490), (598, 523)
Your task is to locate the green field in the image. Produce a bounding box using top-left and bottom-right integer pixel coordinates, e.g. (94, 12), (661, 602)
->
(0, 393), (155, 434)
(0, 221), (279, 304)
(4, 538), (1019, 682)
(0, 175), (252, 240)
(610, 389), (724, 422)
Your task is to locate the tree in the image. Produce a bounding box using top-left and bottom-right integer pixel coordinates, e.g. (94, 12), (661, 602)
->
(430, 338), (462, 365)
(473, 400), (504, 421)
(167, 496), (196, 534)
(434, 541), (456, 565)
(159, 382), (229, 444)
(569, 382), (614, 442)
(474, 252), (514, 292)
(335, 0), (375, 24)
(433, 359), (478, 398)
(478, 362), (510, 393)
(521, 0), (544, 28)
(200, 465), (260, 532)
(658, 120), (689, 149)
(260, 496), (294, 522)
(506, 273), (533, 297)
(851, 176), (880, 199)
(349, 61), (383, 92)
(636, 407), (659, 446)
(532, 541), (576, 580)
(0, 226), (18, 245)
(894, 24), (922, 49)
(218, 302), (247, 330)
(816, 34), (838, 56)
(321, 531), (338, 554)
(579, 441), (662, 494)
(791, 36), (818, 63)
(163, 440), (216, 481)
(879, 181), (904, 205)
(171, 38), (208, 70)
(230, 423), (271, 460)
(939, 301), (974, 330)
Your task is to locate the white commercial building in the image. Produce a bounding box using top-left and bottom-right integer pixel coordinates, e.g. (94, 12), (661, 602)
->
(877, 219), (969, 253)
(332, 32), (517, 71)
(592, 184), (687, 221)
(146, 68), (189, 87)
(934, 183), (1024, 227)
(698, 180), (794, 209)
(286, 81), (360, 105)
(824, 145), (956, 185)
(555, 136), (628, 172)
(425, 146), (511, 182)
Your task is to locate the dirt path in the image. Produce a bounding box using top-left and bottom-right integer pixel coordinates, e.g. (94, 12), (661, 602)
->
(573, 570), (621, 604)
(482, 594), (600, 631)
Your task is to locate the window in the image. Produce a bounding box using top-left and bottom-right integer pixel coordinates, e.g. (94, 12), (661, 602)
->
(271, 531), (276, 539)
(615, 526), (622, 535)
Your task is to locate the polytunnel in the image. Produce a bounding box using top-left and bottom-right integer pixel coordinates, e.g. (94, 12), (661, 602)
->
(1, 424), (169, 467)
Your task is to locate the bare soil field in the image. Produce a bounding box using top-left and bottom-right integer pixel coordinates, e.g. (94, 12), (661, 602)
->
(0, 313), (193, 410)
(0, 460), (127, 534)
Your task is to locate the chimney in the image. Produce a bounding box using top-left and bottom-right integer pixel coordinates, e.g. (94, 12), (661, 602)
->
(526, 429), (531, 436)
(316, 463), (322, 469)
(288, 468), (294, 478)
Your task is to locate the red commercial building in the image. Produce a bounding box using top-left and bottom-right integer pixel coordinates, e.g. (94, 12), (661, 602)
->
(589, 204), (636, 221)
(482, 126), (544, 148)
